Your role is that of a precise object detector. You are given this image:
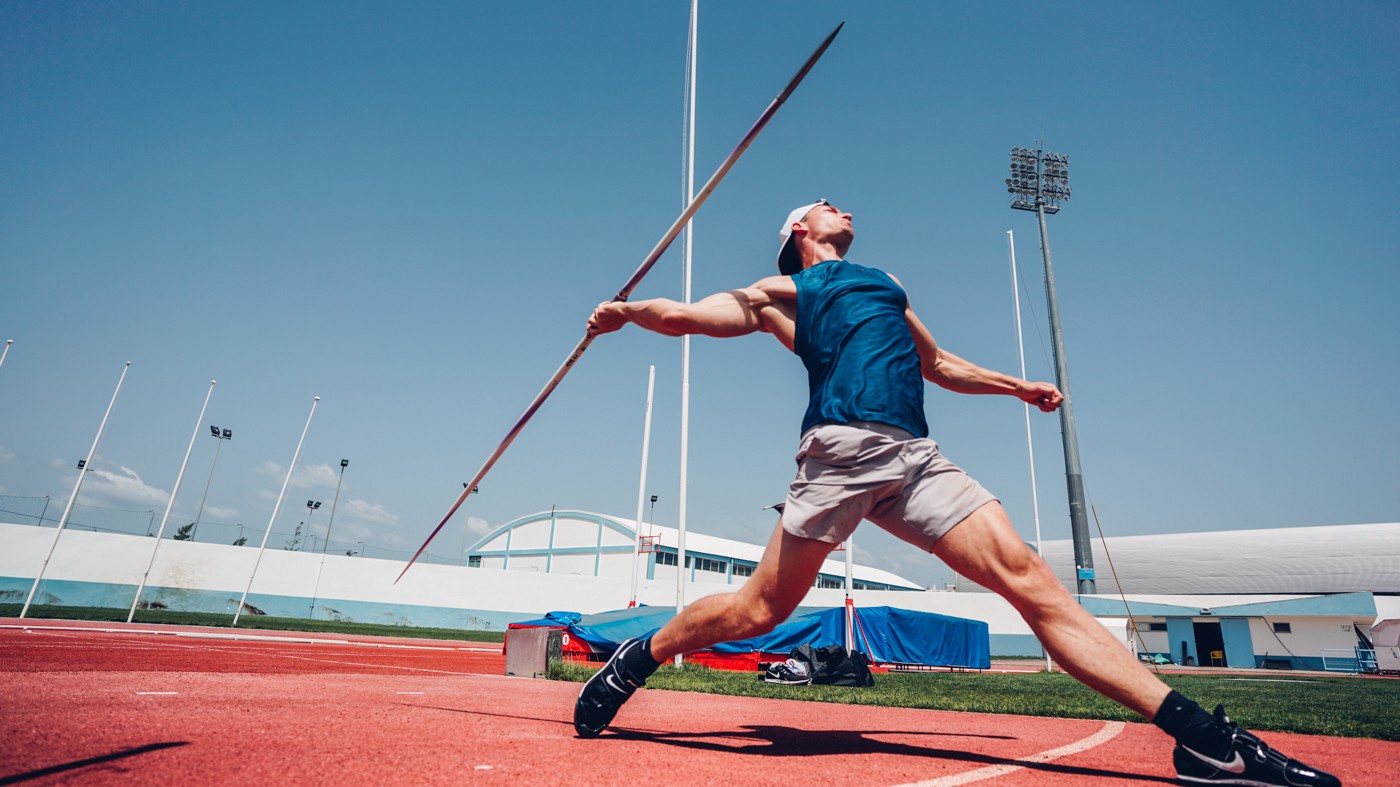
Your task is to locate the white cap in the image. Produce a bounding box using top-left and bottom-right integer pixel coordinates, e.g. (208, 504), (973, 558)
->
(776, 199), (828, 276)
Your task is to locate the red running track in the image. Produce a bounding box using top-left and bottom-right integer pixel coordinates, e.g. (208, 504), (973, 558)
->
(1, 619), (1393, 786)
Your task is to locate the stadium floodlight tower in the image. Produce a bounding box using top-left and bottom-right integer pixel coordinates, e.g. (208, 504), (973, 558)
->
(1007, 145), (1095, 595)
(191, 425), (232, 541)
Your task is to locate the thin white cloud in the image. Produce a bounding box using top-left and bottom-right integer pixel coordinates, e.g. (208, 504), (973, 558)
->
(82, 465), (170, 509)
(255, 460), (283, 477)
(465, 516), (494, 538)
(291, 462), (341, 491)
(0, 445), (16, 465)
(202, 503), (239, 520)
(343, 498), (398, 527)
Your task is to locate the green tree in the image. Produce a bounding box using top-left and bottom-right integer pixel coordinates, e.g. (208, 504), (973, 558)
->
(232, 536), (247, 546)
(173, 523), (195, 541)
(283, 523), (303, 551)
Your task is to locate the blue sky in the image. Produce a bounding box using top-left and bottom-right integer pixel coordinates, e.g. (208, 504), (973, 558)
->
(2, 1), (1396, 587)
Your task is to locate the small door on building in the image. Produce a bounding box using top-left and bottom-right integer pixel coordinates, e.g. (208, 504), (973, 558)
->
(1194, 621), (1226, 667)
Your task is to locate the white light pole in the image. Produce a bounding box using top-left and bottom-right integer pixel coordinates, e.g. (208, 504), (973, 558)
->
(0, 339), (13, 375)
(22, 361), (131, 618)
(128, 380), (217, 623)
(234, 396), (319, 626)
(1008, 231), (1052, 671)
(674, 0), (699, 669)
(629, 366), (656, 608)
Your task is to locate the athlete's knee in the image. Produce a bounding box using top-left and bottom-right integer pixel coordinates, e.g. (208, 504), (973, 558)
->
(992, 546), (1063, 602)
(728, 594), (793, 638)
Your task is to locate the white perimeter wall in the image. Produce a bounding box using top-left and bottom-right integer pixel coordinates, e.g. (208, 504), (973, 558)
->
(0, 523), (1031, 634)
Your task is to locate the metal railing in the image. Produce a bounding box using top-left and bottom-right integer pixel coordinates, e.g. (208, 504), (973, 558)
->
(1320, 648), (1378, 674)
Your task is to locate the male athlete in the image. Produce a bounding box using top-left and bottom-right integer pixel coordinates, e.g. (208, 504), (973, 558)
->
(576, 199), (1340, 786)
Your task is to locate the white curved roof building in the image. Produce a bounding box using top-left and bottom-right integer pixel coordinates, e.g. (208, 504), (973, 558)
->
(1025, 523), (1400, 595)
(464, 508), (922, 591)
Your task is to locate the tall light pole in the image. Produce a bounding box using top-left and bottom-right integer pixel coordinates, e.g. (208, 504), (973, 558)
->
(310, 459), (348, 619)
(457, 483), (480, 565)
(1007, 145), (1096, 595)
(303, 500), (321, 551)
(322, 461), (348, 555)
(191, 425), (232, 540)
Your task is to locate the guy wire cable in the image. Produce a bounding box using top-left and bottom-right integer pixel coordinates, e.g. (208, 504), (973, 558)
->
(1088, 499), (1161, 675)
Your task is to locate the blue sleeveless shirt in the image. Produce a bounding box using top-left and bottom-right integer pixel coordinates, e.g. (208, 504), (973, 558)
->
(792, 260), (929, 438)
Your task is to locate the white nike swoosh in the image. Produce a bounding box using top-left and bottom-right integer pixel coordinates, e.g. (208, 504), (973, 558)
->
(1183, 745), (1246, 774)
(604, 674), (629, 694)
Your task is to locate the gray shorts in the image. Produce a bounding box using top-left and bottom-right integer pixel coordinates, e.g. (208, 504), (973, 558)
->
(781, 421), (996, 552)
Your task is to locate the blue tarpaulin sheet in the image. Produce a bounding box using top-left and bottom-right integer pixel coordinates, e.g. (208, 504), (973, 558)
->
(513, 605), (990, 670)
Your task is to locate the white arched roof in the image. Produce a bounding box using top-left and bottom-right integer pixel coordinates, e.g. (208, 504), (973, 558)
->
(1020, 523), (1400, 595)
(467, 508), (923, 590)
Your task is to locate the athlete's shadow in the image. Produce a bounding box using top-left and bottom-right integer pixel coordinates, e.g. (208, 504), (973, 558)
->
(612, 725), (1174, 784)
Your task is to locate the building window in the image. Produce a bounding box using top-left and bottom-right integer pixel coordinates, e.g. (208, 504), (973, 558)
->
(467, 555), (482, 568)
(694, 557), (726, 573)
(656, 552), (677, 566)
(732, 564), (755, 577)
(1273, 622), (1292, 634)
(1146, 623), (1167, 632)
(817, 576), (843, 589)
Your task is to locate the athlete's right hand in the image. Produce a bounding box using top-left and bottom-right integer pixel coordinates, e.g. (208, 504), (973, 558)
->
(587, 301), (629, 335)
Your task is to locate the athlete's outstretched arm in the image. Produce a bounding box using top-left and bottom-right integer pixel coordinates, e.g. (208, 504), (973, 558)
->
(589, 286), (772, 338)
(904, 303), (1062, 413)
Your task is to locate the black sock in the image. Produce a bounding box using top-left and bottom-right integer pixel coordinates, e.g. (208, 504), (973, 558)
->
(1153, 690), (1229, 758)
(622, 637), (662, 681)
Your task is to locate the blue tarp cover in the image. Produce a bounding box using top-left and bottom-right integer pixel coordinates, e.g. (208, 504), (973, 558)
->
(514, 605), (990, 670)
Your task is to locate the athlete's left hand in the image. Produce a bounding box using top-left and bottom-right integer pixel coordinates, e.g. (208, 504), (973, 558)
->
(1019, 381), (1063, 413)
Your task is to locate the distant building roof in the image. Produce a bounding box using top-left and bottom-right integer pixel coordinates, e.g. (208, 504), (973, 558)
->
(1016, 523), (1400, 595)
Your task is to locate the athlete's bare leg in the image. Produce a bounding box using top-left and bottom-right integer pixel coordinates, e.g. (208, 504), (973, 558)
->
(933, 501), (1171, 718)
(649, 522), (834, 661)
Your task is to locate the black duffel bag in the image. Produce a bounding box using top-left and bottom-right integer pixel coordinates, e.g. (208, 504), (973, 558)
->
(790, 643), (875, 687)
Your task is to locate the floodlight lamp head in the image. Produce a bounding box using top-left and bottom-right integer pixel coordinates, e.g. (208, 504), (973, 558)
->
(222, 428), (232, 439)
(210, 425), (221, 437)
(340, 459), (349, 468)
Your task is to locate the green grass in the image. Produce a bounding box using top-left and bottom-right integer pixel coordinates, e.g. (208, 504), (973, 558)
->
(550, 660), (1400, 741)
(0, 603), (504, 643)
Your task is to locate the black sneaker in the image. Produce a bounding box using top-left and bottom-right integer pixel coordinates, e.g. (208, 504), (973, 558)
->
(762, 658), (812, 685)
(573, 638), (653, 738)
(1173, 705), (1341, 786)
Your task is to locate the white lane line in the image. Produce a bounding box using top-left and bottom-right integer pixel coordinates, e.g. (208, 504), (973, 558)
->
(47, 635), (488, 676)
(1, 624), (499, 652)
(888, 720), (1126, 787)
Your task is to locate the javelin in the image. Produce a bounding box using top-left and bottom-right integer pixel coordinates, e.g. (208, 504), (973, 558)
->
(396, 22), (845, 582)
